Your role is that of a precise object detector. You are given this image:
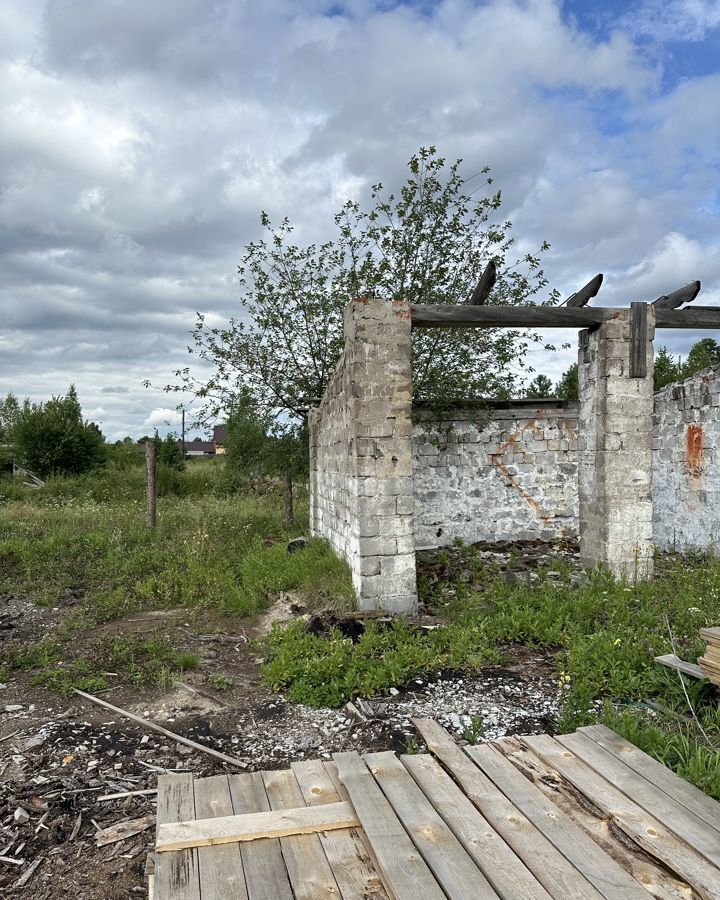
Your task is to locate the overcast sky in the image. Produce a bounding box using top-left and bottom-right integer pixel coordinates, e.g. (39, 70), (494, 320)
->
(2, 0), (719, 440)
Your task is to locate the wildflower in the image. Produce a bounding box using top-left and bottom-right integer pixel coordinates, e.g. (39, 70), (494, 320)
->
(613, 638), (622, 646)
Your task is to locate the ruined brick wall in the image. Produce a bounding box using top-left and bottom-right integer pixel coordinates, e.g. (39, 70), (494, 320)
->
(309, 298), (418, 613)
(652, 365), (720, 552)
(413, 404), (579, 549)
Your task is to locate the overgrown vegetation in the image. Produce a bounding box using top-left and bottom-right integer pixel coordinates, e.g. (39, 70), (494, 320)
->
(0, 458), (353, 686)
(262, 547), (720, 797)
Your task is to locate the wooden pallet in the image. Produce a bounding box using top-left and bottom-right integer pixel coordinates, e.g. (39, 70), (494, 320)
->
(153, 720), (720, 899)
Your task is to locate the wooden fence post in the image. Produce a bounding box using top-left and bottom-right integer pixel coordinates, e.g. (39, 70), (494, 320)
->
(145, 441), (157, 528)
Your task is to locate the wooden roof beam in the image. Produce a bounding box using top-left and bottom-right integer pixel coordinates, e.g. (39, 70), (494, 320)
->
(468, 260), (497, 305)
(411, 303), (720, 330)
(652, 280), (701, 308)
(564, 273), (603, 307)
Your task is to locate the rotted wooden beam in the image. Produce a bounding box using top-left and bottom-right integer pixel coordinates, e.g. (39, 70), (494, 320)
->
(630, 302), (648, 378)
(564, 273), (603, 307)
(652, 281), (701, 309)
(468, 260), (497, 305)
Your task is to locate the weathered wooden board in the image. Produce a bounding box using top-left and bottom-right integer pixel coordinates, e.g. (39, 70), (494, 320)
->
(291, 759), (388, 900)
(579, 725), (720, 837)
(524, 734), (720, 900)
(630, 301), (648, 378)
(467, 743), (649, 899)
(193, 775), (247, 900)
(401, 752), (552, 900)
(261, 768), (340, 900)
(156, 800), (359, 852)
(410, 303), (720, 330)
(557, 731), (720, 869)
(333, 751), (446, 900)
(228, 772), (294, 900)
(655, 653), (705, 679)
(412, 718), (604, 899)
(499, 737), (698, 900)
(154, 774), (201, 900)
(364, 751), (498, 900)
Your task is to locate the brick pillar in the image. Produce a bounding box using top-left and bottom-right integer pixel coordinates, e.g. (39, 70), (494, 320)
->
(578, 308), (655, 581)
(348, 299), (417, 613)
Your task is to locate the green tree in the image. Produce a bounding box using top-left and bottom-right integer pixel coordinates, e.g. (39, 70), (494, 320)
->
(525, 374), (554, 399)
(164, 147), (557, 438)
(681, 338), (720, 379)
(0, 393), (20, 444)
(555, 363), (578, 400)
(13, 385), (105, 478)
(654, 346), (681, 390)
(155, 432), (185, 471)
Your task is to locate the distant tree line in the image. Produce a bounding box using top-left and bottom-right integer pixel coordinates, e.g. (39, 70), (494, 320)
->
(0, 385), (105, 478)
(525, 337), (720, 401)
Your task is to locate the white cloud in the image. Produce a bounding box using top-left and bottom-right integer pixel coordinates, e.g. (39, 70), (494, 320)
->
(0, 0), (718, 429)
(623, 0), (720, 42)
(144, 408), (182, 427)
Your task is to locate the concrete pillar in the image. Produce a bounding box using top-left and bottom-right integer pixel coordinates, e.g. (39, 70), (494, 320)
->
(578, 308), (655, 581)
(349, 299), (417, 613)
(308, 298), (418, 614)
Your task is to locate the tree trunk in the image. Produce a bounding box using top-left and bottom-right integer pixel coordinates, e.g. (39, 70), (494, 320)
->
(283, 472), (294, 528)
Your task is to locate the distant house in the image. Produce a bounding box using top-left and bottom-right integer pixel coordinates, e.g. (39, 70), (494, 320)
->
(212, 425), (227, 455)
(184, 439), (216, 458)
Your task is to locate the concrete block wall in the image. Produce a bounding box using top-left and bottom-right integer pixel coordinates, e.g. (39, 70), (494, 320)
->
(309, 298), (418, 613)
(577, 309), (655, 581)
(653, 365), (720, 552)
(413, 404), (579, 549)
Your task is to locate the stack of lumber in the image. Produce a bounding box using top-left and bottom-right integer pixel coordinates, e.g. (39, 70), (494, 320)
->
(699, 626), (720, 685)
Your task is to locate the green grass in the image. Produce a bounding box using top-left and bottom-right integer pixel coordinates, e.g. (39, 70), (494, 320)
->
(0, 635), (202, 694)
(262, 617), (501, 707)
(261, 549), (720, 798)
(0, 458), (353, 693)
(0, 462), (352, 620)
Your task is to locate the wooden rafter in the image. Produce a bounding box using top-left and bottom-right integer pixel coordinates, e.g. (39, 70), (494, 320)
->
(468, 260), (497, 305)
(653, 281), (701, 308)
(564, 273), (603, 307)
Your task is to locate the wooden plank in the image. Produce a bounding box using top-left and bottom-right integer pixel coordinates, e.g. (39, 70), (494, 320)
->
(557, 731), (720, 868)
(630, 301), (648, 378)
(653, 281), (701, 308)
(154, 774), (201, 900)
(410, 303), (720, 330)
(498, 737), (698, 900)
(566, 273), (603, 307)
(228, 772), (294, 900)
(580, 725), (720, 837)
(333, 751), (446, 900)
(467, 743), (649, 899)
(401, 753), (552, 900)
(655, 653), (705, 679)
(324, 762), (396, 900)
(524, 734), (720, 900)
(74, 689), (248, 769)
(469, 259), (497, 305)
(291, 759), (389, 900)
(364, 751), (498, 900)
(699, 626), (720, 642)
(411, 718), (604, 899)
(156, 800), (359, 851)
(261, 768), (340, 900)
(193, 775), (248, 900)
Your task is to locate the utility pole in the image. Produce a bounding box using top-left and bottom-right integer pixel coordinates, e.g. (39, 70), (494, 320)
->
(145, 440), (157, 528)
(181, 408), (186, 459)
